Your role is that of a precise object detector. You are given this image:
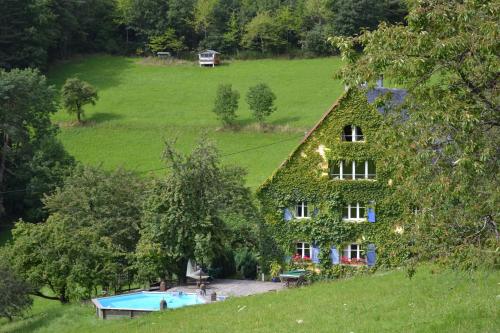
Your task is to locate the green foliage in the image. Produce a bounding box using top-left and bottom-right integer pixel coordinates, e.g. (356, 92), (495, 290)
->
(246, 83), (277, 124)
(0, 260), (32, 321)
(147, 28), (187, 54)
(234, 247), (258, 279)
(331, 0), (407, 36)
(257, 89), (410, 269)
(8, 166), (144, 302)
(0, 0), (120, 69)
(241, 12), (284, 53)
(212, 84), (240, 127)
(193, 0), (219, 38)
(302, 24), (335, 56)
(222, 12), (241, 53)
(0, 68), (73, 223)
(61, 78), (98, 123)
(332, 0), (499, 269)
(136, 136), (254, 282)
(268, 260), (282, 277)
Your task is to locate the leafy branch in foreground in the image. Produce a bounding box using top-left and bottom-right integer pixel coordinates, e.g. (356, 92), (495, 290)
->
(330, 0), (499, 269)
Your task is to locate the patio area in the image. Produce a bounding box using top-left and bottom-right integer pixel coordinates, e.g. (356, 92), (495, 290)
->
(168, 279), (284, 298)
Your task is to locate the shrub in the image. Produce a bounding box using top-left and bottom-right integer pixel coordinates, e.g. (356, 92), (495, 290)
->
(212, 84), (240, 127)
(246, 83), (276, 125)
(0, 260), (32, 321)
(234, 248), (258, 279)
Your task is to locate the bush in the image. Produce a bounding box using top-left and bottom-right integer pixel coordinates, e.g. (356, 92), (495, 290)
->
(212, 84), (240, 127)
(246, 83), (276, 125)
(0, 261), (32, 321)
(302, 24), (336, 56)
(234, 248), (258, 279)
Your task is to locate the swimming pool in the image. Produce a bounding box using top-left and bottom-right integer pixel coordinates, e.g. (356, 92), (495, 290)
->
(92, 291), (205, 319)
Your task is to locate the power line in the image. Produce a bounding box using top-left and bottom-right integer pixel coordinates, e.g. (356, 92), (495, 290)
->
(0, 134), (304, 191)
(137, 134), (303, 174)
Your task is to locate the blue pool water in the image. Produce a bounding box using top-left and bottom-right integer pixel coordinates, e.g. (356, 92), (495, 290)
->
(95, 292), (205, 311)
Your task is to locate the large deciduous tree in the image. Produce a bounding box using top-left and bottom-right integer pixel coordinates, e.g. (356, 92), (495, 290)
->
(332, 0), (499, 269)
(8, 166), (144, 302)
(136, 136), (252, 283)
(0, 68), (73, 222)
(61, 78), (98, 124)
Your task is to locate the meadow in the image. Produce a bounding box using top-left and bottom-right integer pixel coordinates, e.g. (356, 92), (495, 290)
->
(0, 266), (498, 333)
(48, 56), (344, 188)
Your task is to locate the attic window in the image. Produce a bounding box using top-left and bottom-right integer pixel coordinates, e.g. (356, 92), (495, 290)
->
(342, 125), (364, 142)
(296, 201), (309, 218)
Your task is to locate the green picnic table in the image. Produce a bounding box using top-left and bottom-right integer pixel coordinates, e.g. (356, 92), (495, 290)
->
(279, 269), (307, 287)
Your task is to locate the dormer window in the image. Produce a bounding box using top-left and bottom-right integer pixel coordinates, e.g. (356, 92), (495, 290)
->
(342, 125), (364, 142)
(296, 201), (309, 218)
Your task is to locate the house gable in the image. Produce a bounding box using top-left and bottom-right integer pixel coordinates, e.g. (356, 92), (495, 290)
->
(257, 87), (408, 268)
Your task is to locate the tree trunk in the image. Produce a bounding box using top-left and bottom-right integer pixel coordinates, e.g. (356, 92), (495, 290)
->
(77, 108), (82, 123)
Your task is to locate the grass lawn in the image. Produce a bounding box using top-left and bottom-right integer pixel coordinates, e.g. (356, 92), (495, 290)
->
(1, 266), (498, 333)
(47, 55), (344, 188)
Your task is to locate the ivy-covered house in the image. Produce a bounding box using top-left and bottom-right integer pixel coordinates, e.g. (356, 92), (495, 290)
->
(257, 82), (408, 269)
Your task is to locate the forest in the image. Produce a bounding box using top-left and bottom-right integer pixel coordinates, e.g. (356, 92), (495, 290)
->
(0, 0), (407, 69)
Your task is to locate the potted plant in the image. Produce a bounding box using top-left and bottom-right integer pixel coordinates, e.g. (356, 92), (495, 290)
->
(269, 261), (282, 282)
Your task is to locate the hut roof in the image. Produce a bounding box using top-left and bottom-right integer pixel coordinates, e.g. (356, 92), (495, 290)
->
(199, 49), (220, 55)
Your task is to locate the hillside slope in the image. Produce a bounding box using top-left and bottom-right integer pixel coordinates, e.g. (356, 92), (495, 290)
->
(48, 56), (344, 188)
(1, 266), (498, 333)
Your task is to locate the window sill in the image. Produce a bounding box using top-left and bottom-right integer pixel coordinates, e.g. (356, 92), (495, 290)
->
(295, 217), (311, 220)
(329, 178), (377, 181)
(342, 219), (367, 223)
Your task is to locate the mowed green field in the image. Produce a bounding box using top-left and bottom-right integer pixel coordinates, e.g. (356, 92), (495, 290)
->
(1, 266), (498, 333)
(48, 56), (344, 188)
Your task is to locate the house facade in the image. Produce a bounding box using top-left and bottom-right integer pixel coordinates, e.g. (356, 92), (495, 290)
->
(257, 85), (409, 269)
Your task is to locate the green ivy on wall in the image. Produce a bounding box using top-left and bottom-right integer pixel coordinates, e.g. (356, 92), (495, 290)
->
(257, 88), (410, 271)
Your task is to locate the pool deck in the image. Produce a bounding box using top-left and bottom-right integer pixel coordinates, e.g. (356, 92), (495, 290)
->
(168, 279), (284, 298)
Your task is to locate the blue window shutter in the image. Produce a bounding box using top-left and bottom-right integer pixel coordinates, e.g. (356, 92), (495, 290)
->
(312, 207), (319, 217)
(284, 208), (293, 221)
(312, 245), (320, 263)
(368, 208), (376, 223)
(367, 244), (376, 267)
(330, 246), (340, 265)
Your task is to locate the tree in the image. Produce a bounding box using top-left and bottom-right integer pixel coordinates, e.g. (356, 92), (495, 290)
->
(331, 0), (407, 36)
(222, 12), (240, 53)
(0, 257), (32, 321)
(0, 68), (73, 221)
(246, 83), (276, 125)
(331, 0), (499, 269)
(148, 28), (187, 54)
(8, 166), (144, 302)
(136, 136), (251, 283)
(193, 0), (219, 39)
(60, 78), (98, 124)
(241, 12), (284, 53)
(212, 84), (240, 127)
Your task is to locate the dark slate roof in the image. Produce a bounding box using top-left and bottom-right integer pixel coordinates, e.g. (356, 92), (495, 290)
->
(366, 87), (407, 114)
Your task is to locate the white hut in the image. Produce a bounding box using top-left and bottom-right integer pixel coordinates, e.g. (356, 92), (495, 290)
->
(198, 50), (220, 67)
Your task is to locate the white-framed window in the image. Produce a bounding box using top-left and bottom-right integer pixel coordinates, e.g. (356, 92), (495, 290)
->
(296, 201), (309, 218)
(342, 125), (364, 142)
(342, 203), (367, 221)
(343, 243), (364, 260)
(296, 242), (311, 258)
(329, 161), (376, 180)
